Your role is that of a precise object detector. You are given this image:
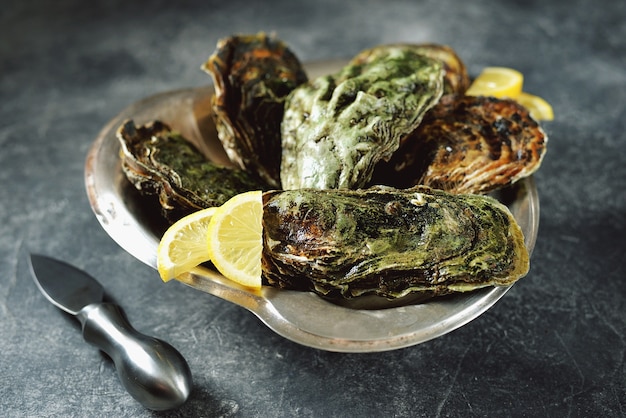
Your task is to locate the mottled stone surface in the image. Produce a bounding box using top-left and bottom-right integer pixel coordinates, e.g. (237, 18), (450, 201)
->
(1, 0), (624, 416)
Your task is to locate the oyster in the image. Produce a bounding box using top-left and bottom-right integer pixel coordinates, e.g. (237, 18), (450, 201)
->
(280, 45), (444, 190)
(261, 186), (529, 300)
(202, 32), (308, 188)
(371, 95), (547, 194)
(117, 120), (267, 223)
(352, 43), (470, 95)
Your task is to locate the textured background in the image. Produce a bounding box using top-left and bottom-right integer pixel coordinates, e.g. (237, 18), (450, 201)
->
(1, 0), (625, 416)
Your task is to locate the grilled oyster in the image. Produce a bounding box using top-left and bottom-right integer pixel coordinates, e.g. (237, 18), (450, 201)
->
(202, 32), (308, 188)
(261, 186), (529, 300)
(117, 120), (267, 223)
(281, 45), (444, 190)
(352, 43), (470, 95)
(371, 95), (547, 194)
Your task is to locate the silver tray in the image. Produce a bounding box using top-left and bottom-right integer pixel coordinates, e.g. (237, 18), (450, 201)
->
(85, 61), (539, 352)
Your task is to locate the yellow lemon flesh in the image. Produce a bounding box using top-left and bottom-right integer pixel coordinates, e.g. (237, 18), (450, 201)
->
(157, 207), (217, 282)
(206, 190), (264, 289)
(466, 66), (524, 98)
(517, 91), (554, 121)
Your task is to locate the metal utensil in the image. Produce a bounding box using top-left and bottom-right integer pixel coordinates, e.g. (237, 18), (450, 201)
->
(29, 254), (192, 410)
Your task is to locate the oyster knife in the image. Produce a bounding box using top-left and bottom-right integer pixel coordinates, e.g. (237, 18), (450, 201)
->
(29, 253), (192, 411)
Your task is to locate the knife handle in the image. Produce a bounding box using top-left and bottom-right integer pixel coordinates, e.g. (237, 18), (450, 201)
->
(77, 303), (192, 410)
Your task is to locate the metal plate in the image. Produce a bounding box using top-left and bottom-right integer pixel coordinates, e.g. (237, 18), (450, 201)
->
(85, 61), (539, 352)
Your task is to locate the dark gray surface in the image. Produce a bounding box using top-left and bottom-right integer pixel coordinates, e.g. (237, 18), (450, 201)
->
(1, 0), (624, 416)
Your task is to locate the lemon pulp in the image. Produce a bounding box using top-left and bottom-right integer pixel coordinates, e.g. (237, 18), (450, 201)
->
(206, 190), (264, 289)
(466, 66), (524, 98)
(157, 207), (217, 282)
(517, 91), (554, 121)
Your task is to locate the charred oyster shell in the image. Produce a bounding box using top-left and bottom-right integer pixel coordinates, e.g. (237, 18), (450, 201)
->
(371, 95), (547, 194)
(202, 32), (308, 188)
(280, 45), (444, 190)
(117, 120), (267, 223)
(261, 186), (529, 300)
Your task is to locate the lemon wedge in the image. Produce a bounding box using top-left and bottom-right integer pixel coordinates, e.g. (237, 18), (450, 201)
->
(466, 66), (524, 98)
(207, 190), (264, 289)
(517, 91), (554, 121)
(157, 207), (217, 282)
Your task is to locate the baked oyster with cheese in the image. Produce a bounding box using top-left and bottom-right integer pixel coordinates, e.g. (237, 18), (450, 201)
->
(117, 120), (267, 223)
(261, 186), (529, 300)
(202, 32), (308, 188)
(280, 44), (445, 190)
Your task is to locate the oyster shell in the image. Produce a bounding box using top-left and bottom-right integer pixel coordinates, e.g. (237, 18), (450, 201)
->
(352, 43), (470, 95)
(202, 32), (308, 188)
(261, 186), (529, 300)
(117, 120), (267, 223)
(280, 45), (444, 190)
(371, 95), (547, 194)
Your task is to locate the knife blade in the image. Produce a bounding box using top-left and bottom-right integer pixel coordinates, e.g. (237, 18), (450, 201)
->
(29, 254), (192, 411)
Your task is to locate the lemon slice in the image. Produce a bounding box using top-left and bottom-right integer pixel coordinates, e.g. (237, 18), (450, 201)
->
(466, 67), (524, 98)
(517, 91), (554, 121)
(207, 190), (264, 289)
(157, 207), (217, 282)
